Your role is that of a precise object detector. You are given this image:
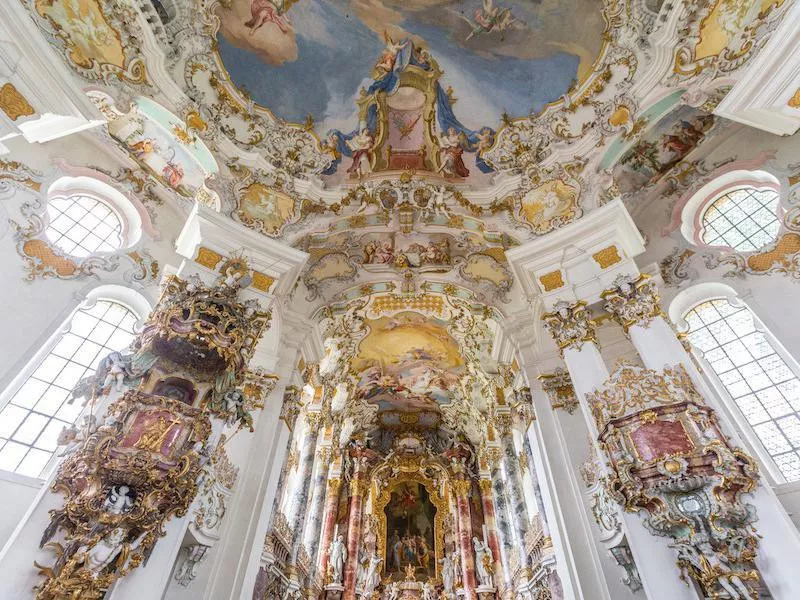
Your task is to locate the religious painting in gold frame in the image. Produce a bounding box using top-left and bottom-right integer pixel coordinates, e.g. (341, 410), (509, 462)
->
(375, 472), (446, 583)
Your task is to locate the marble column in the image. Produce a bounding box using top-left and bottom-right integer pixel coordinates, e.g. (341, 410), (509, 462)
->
(489, 459), (513, 585)
(499, 424), (529, 570)
(478, 477), (507, 588)
(343, 472), (368, 599)
(454, 479), (477, 594)
(603, 273), (800, 599)
(317, 476), (343, 581)
(303, 446), (333, 567)
(519, 434), (550, 538)
(542, 299), (696, 600)
(290, 412), (323, 559)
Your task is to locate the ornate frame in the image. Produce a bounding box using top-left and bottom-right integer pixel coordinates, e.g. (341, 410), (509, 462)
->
(373, 469), (448, 582)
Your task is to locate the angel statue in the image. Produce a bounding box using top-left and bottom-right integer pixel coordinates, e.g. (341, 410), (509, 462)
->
(102, 485), (135, 515)
(384, 581), (400, 600)
(422, 581), (436, 600)
(80, 527), (146, 577)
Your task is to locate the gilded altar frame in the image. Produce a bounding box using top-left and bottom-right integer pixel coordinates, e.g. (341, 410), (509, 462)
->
(373, 467), (448, 582)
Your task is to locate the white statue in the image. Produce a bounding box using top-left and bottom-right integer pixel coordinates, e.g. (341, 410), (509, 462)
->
(328, 534), (347, 585)
(422, 581), (436, 600)
(355, 546), (369, 589)
(103, 485), (135, 515)
(473, 536), (492, 587)
(440, 553), (455, 593)
(57, 415), (97, 457)
(319, 337), (344, 378)
(362, 550), (383, 595)
(452, 550), (461, 585)
(102, 351), (131, 392)
(697, 541), (755, 600)
(384, 582), (399, 600)
(81, 528), (144, 577)
(331, 382), (349, 413)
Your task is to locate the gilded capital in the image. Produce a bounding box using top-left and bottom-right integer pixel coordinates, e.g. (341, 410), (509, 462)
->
(601, 274), (664, 333)
(305, 410), (325, 429)
(350, 478), (370, 497)
(327, 477), (342, 493)
(453, 479), (471, 497)
(478, 478), (493, 493)
(539, 368), (579, 415)
(542, 300), (598, 354)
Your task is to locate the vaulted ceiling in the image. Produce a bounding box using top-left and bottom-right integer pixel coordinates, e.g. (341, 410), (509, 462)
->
(17, 0), (792, 441)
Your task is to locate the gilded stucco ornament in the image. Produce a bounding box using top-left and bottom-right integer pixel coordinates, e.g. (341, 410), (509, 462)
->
(704, 232), (800, 282)
(538, 368), (579, 415)
(35, 274), (274, 599)
(587, 364), (762, 599)
(601, 273), (665, 332)
(670, 0), (790, 82)
(9, 191), (159, 284)
(27, 0), (148, 85)
(541, 301), (598, 354)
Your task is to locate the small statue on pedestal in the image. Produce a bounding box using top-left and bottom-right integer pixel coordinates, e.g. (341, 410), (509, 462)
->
(328, 534), (347, 585)
(473, 537), (493, 588)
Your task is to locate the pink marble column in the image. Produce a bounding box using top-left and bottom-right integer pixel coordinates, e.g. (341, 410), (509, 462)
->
(454, 479), (477, 595)
(478, 478), (501, 572)
(343, 474), (368, 600)
(316, 477), (342, 582)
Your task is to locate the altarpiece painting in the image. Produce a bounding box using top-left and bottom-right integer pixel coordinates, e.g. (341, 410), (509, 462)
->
(384, 482), (437, 582)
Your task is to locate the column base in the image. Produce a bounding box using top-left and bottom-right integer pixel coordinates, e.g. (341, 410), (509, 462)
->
(325, 582), (345, 599)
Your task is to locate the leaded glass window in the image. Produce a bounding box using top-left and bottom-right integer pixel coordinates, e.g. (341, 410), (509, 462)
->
(700, 187), (780, 252)
(685, 299), (800, 481)
(0, 300), (137, 478)
(45, 195), (123, 258)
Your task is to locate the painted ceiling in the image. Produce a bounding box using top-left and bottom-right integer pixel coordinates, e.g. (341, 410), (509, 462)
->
(215, 0), (605, 132)
(15, 0), (794, 441)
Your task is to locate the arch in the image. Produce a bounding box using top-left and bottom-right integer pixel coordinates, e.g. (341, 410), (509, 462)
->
(670, 284), (800, 483)
(679, 169), (782, 250)
(0, 286), (150, 478)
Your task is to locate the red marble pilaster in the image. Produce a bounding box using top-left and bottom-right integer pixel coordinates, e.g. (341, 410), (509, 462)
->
(454, 479), (477, 595)
(316, 477), (342, 581)
(342, 474), (367, 599)
(478, 478), (501, 571)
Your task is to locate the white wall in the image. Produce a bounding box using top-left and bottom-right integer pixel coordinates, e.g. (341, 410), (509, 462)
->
(0, 472), (43, 551)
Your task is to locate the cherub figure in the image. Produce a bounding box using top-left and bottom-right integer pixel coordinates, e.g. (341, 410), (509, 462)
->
(103, 485), (135, 515)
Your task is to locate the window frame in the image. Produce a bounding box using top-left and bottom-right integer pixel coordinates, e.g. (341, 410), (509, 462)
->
(45, 193), (125, 257)
(680, 169), (783, 251)
(46, 176), (144, 253)
(0, 285), (150, 481)
(670, 283), (800, 484)
(698, 186), (781, 252)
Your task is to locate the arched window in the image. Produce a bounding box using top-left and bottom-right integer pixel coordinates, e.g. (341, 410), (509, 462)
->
(44, 176), (145, 258)
(681, 169), (782, 252)
(682, 297), (800, 482)
(0, 289), (148, 478)
(699, 187), (780, 251)
(45, 194), (123, 257)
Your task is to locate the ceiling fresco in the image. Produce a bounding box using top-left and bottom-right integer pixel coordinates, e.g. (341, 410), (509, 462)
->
(210, 0), (607, 185)
(12, 0), (796, 444)
(353, 311), (463, 414)
(215, 0), (604, 131)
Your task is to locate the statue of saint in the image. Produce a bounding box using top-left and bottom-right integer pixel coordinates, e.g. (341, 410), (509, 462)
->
(328, 534), (347, 585)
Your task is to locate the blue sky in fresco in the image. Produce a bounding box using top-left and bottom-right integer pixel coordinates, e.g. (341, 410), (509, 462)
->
(217, 0), (581, 133)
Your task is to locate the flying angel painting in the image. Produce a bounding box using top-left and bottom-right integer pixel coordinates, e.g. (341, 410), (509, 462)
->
(455, 0), (524, 42)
